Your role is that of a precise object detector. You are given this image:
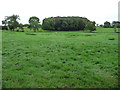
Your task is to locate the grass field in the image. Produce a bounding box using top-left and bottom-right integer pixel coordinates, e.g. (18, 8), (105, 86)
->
(2, 28), (119, 88)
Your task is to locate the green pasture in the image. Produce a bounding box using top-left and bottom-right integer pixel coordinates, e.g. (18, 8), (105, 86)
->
(2, 27), (119, 88)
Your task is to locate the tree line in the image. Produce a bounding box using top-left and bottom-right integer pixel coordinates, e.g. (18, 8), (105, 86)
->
(1, 14), (120, 32)
(98, 21), (120, 28)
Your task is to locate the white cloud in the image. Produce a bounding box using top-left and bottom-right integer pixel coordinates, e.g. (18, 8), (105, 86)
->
(0, 0), (119, 25)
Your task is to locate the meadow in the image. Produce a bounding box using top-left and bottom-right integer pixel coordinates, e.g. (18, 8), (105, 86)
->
(2, 27), (119, 88)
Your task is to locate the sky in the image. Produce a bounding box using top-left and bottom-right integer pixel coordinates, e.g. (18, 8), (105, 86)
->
(0, 0), (119, 25)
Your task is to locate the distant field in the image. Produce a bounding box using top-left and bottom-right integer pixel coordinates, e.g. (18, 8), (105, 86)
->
(2, 28), (118, 88)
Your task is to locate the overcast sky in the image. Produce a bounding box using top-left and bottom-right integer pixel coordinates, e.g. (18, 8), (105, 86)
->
(0, 0), (119, 25)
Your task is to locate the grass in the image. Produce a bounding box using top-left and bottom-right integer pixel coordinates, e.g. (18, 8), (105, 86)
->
(2, 27), (119, 88)
(0, 30), (2, 89)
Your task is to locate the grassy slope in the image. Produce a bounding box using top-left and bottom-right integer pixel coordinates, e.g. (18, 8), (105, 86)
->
(2, 28), (118, 88)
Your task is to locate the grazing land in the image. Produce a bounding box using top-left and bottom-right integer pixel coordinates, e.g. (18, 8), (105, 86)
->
(2, 28), (118, 88)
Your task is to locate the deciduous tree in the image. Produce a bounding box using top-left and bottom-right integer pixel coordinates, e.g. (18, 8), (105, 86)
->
(29, 16), (40, 32)
(2, 15), (20, 31)
(104, 21), (111, 28)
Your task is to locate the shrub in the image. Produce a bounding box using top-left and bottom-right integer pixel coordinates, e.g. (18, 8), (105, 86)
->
(85, 22), (96, 32)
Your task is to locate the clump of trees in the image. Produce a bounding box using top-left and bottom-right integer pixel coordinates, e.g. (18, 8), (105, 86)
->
(2, 15), (20, 31)
(112, 21), (120, 32)
(42, 16), (96, 32)
(2, 15), (41, 32)
(112, 21), (120, 28)
(103, 21), (120, 28)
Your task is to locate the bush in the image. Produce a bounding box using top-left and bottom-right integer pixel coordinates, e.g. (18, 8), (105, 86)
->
(85, 22), (96, 32)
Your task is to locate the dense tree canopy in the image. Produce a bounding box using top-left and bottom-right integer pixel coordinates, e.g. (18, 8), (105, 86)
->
(42, 16), (96, 31)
